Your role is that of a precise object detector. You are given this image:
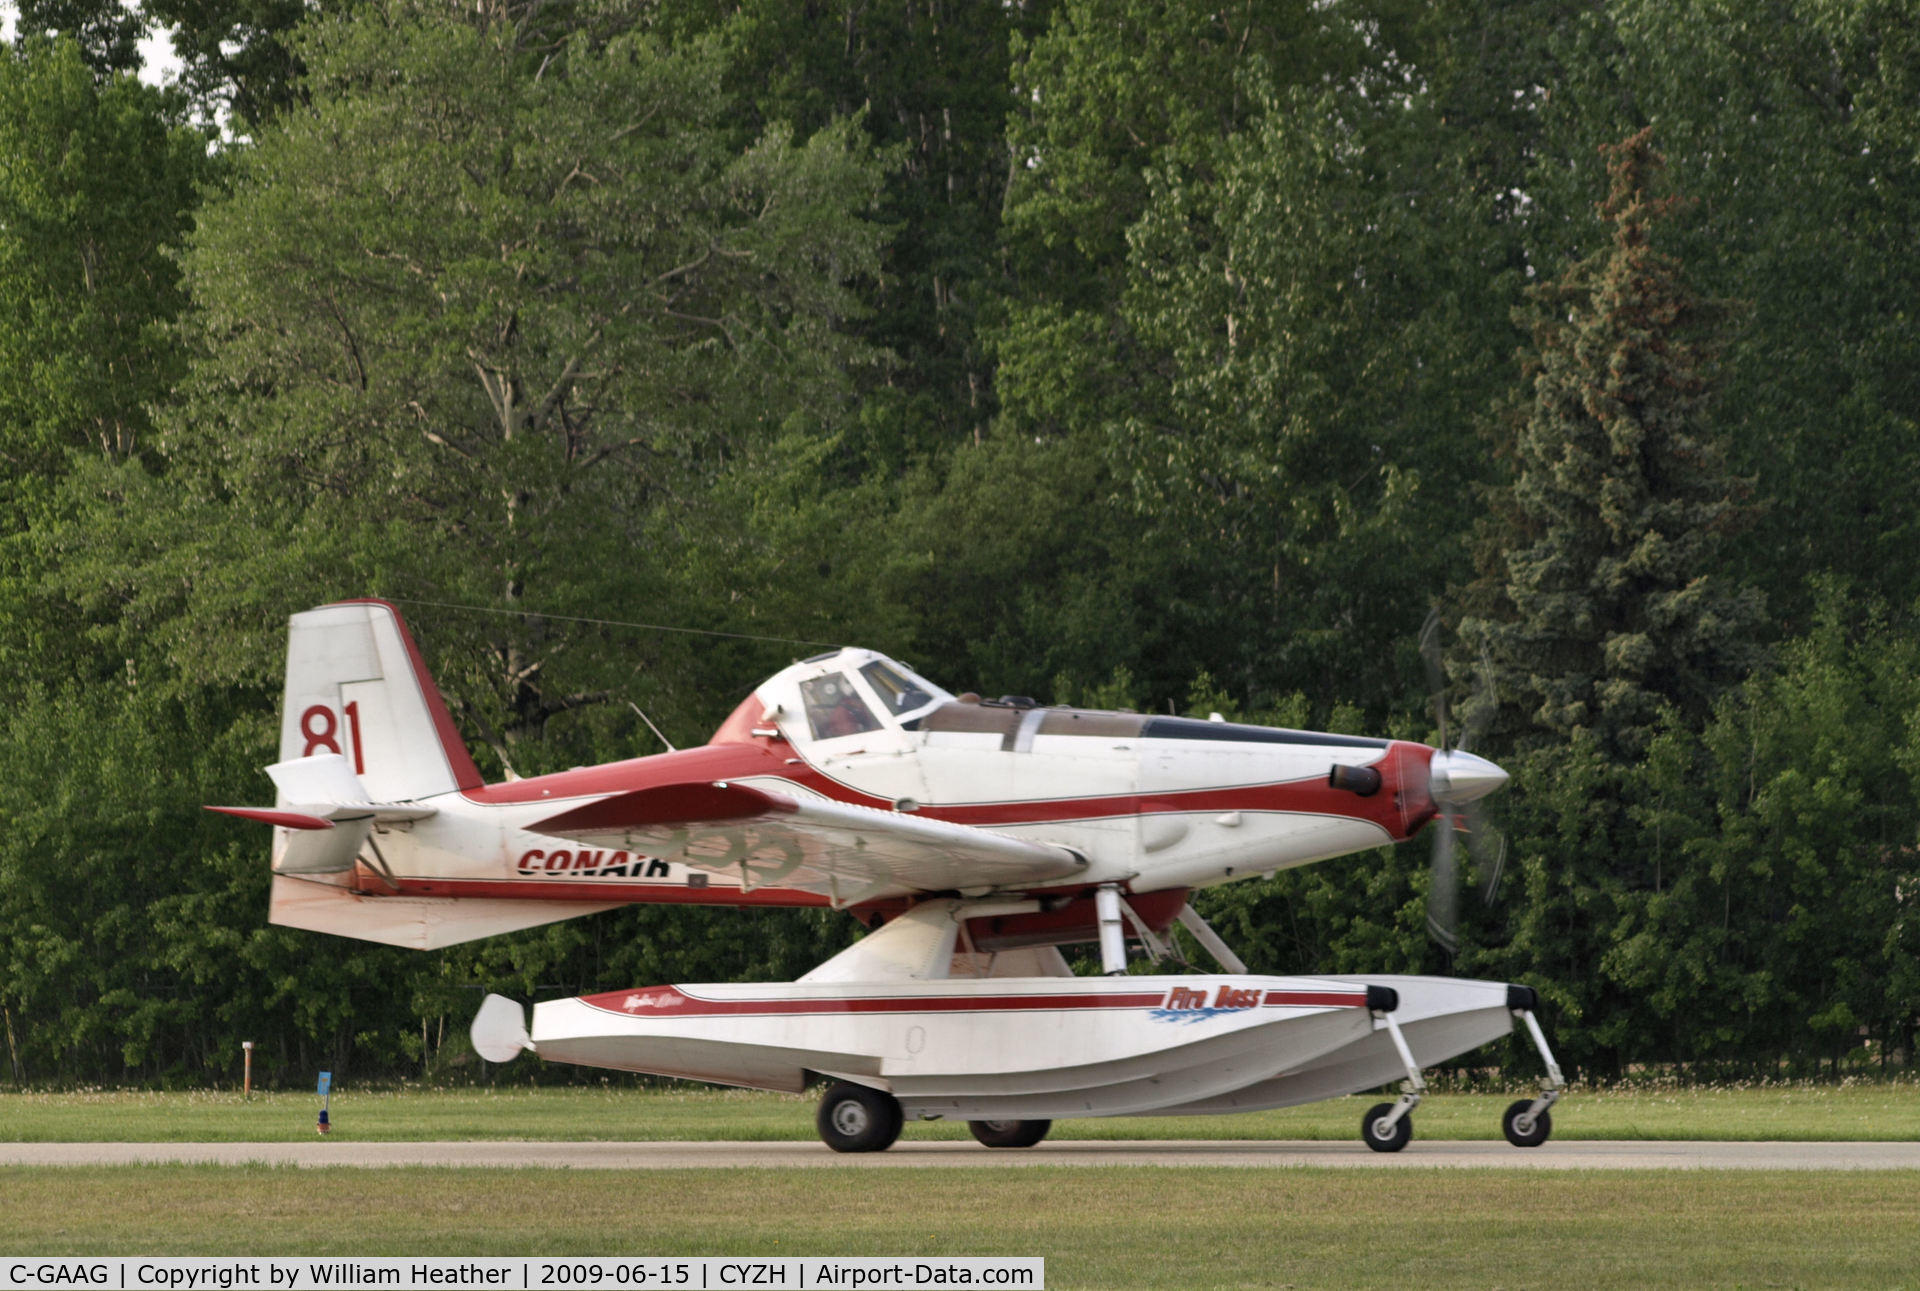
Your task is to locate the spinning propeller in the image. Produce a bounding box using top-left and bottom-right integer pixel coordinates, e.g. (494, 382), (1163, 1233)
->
(1418, 610), (1510, 957)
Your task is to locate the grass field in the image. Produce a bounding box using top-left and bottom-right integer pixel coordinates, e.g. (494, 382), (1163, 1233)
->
(3, 1163), (1918, 1288)
(6, 1086), (1919, 1287)
(4, 1079), (1918, 1142)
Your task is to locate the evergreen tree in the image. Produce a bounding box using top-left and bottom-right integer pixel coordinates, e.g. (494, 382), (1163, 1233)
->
(1521, 0), (1920, 625)
(1460, 130), (1765, 1074)
(1463, 127), (1762, 762)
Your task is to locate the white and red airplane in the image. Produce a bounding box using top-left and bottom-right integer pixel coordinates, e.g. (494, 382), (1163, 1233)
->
(212, 599), (1565, 1152)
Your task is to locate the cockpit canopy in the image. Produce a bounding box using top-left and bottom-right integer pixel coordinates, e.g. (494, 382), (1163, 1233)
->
(773, 649), (951, 743)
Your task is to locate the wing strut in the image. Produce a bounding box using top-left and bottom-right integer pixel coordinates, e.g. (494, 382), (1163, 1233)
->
(1118, 897), (1169, 963)
(1095, 885), (1127, 975)
(1175, 904), (1249, 975)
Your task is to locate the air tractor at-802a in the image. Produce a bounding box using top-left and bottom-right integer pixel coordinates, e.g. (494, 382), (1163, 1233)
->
(210, 600), (1565, 1153)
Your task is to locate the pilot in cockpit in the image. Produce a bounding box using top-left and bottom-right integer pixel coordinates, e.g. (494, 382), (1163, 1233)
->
(801, 674), (882, 740)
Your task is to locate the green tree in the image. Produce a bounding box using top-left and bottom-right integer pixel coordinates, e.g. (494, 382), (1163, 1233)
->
(1464, 128), (1762, 762)
(52, 0), (889, 766)
(1459, 131), (1765, 1074)
(1114, 82), (1519, 715)
(141, 0), (315, 124)
(1522, 0), (1920, 625)
(0, 35), (210, 708)
(2, 0), (897, 1083)
(1609, 590), (1920, 1071)
(0, 37), (205, 476)
(664, 0), (1036, 461)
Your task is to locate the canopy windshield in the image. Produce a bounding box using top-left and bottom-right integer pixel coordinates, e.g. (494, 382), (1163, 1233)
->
(859, 658), (945, 719)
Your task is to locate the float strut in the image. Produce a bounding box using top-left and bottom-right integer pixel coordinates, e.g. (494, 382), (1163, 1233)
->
(1372, 1003), (1427, 1131)
(1517, 1007), (1567, 1120)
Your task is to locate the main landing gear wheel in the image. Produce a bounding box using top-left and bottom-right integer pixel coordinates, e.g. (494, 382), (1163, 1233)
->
(816, 1081), (903, 1153)
(968, 1119), (1052, 1149)
(1502, 1098), (1553, 1148)
(1361, 1102), (1413, 1153)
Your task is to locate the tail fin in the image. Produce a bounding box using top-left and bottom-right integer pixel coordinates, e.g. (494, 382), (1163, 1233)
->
(212, 600), (628, 951)
(279, 599), (483, 802)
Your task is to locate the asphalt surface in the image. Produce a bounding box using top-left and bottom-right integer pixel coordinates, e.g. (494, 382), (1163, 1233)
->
(4, 1139), (1919, 1169)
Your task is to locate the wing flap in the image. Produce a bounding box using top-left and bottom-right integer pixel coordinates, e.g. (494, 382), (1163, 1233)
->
(533, 781), (1085, 901)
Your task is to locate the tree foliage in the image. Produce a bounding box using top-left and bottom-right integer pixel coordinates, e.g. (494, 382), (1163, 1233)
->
(56, 0), (890, 760)
(0, 38), (206, 473)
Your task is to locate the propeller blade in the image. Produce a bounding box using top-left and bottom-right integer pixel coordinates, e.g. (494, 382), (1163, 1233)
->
(1465, 799), (1508, 906)
(1419, 615), (1506, 929)
(1417, 608), (1449, 752)
(1459, 642), (1497, 755)
(1481, 834), (1508, 906)
(1427, 811), (1459, 956)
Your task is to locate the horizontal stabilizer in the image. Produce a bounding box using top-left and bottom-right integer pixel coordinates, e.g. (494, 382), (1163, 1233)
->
(534, 779), (1086, 903)
(205, 806), (334, 831)
(206, 753), (441, 874)
(262, 754), (439, 823)
(268, 752), (369, 806)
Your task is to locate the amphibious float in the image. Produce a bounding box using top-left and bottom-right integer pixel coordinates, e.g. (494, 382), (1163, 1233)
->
(471, 899), (1566, 1152)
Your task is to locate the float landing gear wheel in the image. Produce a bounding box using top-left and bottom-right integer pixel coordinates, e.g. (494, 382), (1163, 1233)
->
(816, 1082), (903, 1153)
(1502, 1098), (1552, 1147)
(1504, 994), (1567, 1147)
(968, 1119), (1051, 1149)
(1361, 1101), (1413, 1153)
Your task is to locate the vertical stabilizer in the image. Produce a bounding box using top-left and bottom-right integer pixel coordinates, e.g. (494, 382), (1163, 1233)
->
(279, 600), (484, 802)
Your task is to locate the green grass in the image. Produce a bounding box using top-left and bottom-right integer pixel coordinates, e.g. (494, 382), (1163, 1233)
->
(4, 1079), (1918, 1142)
(3, 1164), (1917, 1288)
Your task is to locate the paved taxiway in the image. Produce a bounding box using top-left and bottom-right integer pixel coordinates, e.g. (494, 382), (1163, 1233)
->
(5, 1140), (1919, 1169)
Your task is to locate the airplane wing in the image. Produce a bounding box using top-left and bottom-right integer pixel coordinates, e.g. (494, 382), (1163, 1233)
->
(532, 781), (1087, 905)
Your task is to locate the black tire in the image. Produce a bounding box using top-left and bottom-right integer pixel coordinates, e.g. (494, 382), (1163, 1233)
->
(816, 1082), (903, 1153)
(968, 1119), (1052, 1149)
(1502, 1098), (1552, 1148)
(1361, 1101), (1412, 1153)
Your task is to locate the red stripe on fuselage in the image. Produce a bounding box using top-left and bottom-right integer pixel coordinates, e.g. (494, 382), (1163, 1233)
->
(463, 737), (1436, 842)
(381, 876), (830, 907)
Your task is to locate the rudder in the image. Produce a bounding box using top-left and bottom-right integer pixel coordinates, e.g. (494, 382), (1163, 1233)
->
(279, 600), (483, 802)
